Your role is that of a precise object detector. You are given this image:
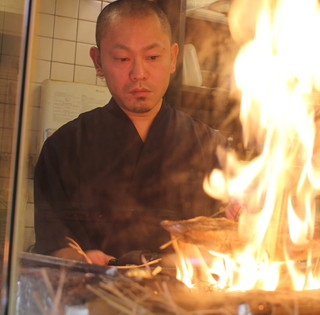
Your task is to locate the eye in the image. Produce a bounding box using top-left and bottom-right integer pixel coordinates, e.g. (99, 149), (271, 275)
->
(114, 57), (129, 62)
(148, 55), (160, 60)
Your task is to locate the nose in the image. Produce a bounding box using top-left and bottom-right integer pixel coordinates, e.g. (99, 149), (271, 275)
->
(129, 58), (147, 81)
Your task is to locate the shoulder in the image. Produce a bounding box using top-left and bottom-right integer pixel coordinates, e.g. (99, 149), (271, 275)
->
(170, 106), (226, 146)
(170, 105), (210, 130)
(40, 105), (110, 157)
(62, 105), (109, 131)
(46, 100), (118, 143)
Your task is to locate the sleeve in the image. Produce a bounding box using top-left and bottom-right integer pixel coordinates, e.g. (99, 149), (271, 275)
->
(33, 138), (75, 254)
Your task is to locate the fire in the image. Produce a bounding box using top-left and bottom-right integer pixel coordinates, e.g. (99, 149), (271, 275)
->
(175, 0), (320, 291)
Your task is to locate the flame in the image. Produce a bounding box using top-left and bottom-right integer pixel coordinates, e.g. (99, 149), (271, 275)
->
(175, 0), (320, 291)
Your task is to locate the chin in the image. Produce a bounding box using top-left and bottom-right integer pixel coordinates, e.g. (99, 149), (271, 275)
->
(130, 106), (153, 114)
(128, 100), (155, 113)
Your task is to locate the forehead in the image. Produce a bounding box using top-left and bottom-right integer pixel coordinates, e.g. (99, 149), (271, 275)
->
(102, 14), (171, 46)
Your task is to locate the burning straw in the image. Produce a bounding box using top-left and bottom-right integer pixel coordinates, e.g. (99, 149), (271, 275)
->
(85, 268), (320, 315)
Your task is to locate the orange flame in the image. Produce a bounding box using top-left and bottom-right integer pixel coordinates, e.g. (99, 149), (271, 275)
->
(176, 0), (320, 291)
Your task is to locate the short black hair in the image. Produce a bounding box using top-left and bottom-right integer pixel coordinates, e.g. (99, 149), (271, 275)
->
(95, 0), (172, 48)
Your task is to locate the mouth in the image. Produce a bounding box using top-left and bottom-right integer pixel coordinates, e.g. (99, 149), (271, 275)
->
(129, 87), (151, 98)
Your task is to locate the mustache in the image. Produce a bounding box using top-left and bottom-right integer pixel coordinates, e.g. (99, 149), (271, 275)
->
(127, 83), (153, 93)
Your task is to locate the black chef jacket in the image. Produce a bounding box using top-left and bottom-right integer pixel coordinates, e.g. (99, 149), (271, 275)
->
(34, 98), (226, 257)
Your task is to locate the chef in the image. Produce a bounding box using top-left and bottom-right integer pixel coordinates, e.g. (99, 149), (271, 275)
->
(33, 0), (226, 265)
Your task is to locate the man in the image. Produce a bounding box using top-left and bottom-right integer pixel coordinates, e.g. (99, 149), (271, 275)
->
(33, 0), (226, 265)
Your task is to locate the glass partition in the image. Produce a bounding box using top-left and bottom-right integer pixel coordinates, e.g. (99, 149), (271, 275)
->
(0, 0), (36, 313)
(1, 0), (238, 313)
(0, 0), (34, 313)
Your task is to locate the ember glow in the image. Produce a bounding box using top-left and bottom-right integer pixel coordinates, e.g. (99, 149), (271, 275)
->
(175, 0), (320, 291)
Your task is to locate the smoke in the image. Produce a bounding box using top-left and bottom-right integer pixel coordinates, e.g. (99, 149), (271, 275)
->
(181, 14), (245, 156)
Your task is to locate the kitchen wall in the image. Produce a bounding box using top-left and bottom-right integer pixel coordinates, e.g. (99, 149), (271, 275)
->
(25, 0), (114, 250)
(34, 0), (111, 85)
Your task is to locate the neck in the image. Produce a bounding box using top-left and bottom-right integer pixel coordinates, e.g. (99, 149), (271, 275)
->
(121, 103), (162, 142)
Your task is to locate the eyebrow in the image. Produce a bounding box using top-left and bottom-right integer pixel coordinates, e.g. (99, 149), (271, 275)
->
(111, 42), (164, 51)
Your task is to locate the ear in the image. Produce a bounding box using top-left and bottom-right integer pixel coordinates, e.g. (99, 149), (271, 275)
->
(90, 46), (104, 77)
(170, 43), (179, 74)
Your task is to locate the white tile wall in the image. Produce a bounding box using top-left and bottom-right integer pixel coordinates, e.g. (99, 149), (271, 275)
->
(33, 0), (108, 85)
(79, 0), (102, 21)
(25, 203), (35, 227)
(34, 60), (50, 83)
(51, 62), (74, 81)
(39, 0), (56, 14)
(74, 65), (97, 84)
(30, 84), (41, 115)
(27, 179), (34, 203)
(23, 227), (35, 251)
(52, 39), (76, 63)
(29, 130), (39, 161)
(75, 42), (93, 66)
(38, 13), (54, 37)
(36, 37), (53, 60)
(77, 20), (96, 44)
(56, 0), (80, 18)
(54, 16), (78, 41)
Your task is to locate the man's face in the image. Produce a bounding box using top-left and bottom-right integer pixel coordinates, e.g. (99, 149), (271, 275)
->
(90, 14), (178, 114)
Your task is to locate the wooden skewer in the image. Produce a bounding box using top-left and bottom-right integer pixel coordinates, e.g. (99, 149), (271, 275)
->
(66, 237), (92, 264)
